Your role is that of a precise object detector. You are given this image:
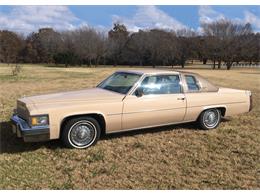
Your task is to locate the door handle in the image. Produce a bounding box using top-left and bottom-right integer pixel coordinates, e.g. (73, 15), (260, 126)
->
(177, 97), (185, 100)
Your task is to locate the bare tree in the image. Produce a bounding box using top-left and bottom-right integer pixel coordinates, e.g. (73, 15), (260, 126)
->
(107, 23), (129, 66)
(0, 19), (258, 69)
(38, 28), (63, 63)
(0, 30), (24, 64)
(124, 30), (150, 66)
(201, 19), (253, 70)
(73, 27), (105, 66)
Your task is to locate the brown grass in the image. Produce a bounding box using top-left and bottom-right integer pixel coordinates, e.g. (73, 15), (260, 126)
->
(0, 64), (259, 189)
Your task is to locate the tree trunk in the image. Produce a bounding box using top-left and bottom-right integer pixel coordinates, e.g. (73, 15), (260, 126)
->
(95, 57), (99, 67)
(213, 59), (216, 69)
(203, 58), (207, 65)
(226, 62), (232, 70)
(218, 60), (221, 69)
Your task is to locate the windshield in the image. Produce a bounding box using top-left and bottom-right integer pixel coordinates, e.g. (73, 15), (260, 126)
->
(97, 72), (141, 94)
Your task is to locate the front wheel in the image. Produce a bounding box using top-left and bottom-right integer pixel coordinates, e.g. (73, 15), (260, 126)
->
(198, 108), (221, 130)
(61, 117), (101, 149)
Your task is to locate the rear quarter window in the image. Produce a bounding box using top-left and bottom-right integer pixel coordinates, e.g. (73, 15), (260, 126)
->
(185, 75), (200, 92)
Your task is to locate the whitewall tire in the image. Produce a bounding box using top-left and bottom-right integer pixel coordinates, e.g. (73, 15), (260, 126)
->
(61, 117), (101, 149)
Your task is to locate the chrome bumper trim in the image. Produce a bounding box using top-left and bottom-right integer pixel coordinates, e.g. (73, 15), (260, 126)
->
(10, 115), (50, 142)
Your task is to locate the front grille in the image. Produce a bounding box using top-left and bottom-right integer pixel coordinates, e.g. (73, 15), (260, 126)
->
(17, 100), (29, 122)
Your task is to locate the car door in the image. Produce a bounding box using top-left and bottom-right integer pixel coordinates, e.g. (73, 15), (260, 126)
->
(122, 74), (186, 130)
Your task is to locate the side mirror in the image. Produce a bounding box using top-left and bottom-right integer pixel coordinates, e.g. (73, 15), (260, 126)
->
(135, 88), (143, 97)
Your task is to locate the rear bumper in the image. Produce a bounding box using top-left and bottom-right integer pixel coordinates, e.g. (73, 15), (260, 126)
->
(10, 115), (50, 142)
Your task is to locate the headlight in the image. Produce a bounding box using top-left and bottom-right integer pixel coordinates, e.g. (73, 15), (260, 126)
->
(30, 115), (49, 126)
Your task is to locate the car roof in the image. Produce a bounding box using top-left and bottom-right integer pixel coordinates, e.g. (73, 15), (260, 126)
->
(115, 69), (218, 92)
(116, 69), (200, 76)
(117, 69), (181, 75)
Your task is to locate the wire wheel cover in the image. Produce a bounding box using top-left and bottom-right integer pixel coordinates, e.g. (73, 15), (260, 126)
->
(203, 110), (219, 128)
(69, 121), (96, 146)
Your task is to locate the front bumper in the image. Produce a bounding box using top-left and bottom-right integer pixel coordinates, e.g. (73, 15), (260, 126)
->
(10, 115), (50, 142)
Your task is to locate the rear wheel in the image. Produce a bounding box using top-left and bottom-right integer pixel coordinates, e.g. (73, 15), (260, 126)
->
(198, 108), (221, 130)
(61, 117), (101, 149)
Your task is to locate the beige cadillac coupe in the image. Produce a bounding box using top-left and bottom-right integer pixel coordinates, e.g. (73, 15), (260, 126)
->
(11, 69), (252, 149)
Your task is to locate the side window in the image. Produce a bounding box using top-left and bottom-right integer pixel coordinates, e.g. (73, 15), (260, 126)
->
(185, 75), (200, 91)
(136, 75), (181, 95)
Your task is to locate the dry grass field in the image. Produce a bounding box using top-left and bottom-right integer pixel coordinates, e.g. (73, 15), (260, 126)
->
(0, 64), (259, 189)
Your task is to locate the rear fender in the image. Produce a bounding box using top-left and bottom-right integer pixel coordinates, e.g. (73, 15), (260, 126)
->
(202, 105), (227, 111)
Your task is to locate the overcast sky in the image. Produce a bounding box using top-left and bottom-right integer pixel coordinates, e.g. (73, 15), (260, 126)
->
(0, 5), (259, 34)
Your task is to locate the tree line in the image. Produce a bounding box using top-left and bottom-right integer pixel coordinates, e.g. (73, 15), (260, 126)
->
(0, 19), (259, 70)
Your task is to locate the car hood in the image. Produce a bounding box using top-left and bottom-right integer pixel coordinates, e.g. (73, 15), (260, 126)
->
(19, 88), (124, 105)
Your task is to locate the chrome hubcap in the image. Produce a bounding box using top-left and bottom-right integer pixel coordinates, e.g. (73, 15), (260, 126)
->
(203, 110), (219, 128)
(70, 122), (96, 147)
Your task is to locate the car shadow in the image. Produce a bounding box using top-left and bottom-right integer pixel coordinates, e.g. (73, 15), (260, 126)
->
(0, 118), (231, 154)
(101, 122), (198, 140)
(103, 117), (231, 140)
(0, 121), (62, 154)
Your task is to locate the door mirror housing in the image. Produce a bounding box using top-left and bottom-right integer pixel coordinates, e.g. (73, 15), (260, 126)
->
(135, 88), (143, 97)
